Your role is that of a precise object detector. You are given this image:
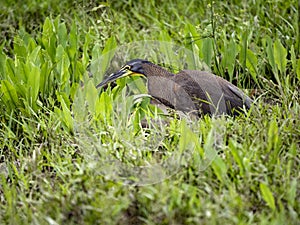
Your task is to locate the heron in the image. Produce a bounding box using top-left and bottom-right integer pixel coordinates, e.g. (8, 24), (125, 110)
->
(96, 59), (252, 117)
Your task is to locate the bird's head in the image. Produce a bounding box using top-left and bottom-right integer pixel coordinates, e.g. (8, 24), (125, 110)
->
(96, 59), (150, 88)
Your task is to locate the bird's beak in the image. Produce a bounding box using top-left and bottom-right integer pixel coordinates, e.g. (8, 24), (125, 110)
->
(96, 69), (133, 88)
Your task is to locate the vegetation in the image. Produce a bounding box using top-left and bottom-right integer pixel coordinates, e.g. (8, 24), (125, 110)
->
(0, 0), (299, 224)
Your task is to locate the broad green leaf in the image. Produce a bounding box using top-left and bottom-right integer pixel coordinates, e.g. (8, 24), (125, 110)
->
(42, 18), (53, 45)
(197, 126), (218, 171)
(82, 32), (92, 67)
(92, 43), (102, 61)
(274, 39), (287, 74)
(5, 57), (17, 84)
(99, 37), (117, 78)
(96, 91), (113, 122)
(70, 82), (79, 101)
(0, 50), (6, 79)
(68, 21), (78, 60)
(85, 80), (98, 114)
(28, 46), (41, 66)
(286, 143), (296, 186)
(177, 120), (198, 167)
(27, 37), (37, 53)
(229, 139), (244, 176)
(71, 60), (84, 84)
(239, 29), (249, 70)
(246, 49), (258, 83)
(211, 156), (227, 182)
(266, 37), (283, 85)
(91, 44), (102, 85)
(184, 23), (203, 69)
(184, 23), (202, 50)
(187, 42), (201, 70)
(27, 62), (40, 109)
(42, 17), (56, 61)
(59, 91), (71, 109)
(102, 36), (117, 58)
(39, 61), (51, 98)
(221, 39), (238, 82)
(13, 36), (27, 59)
(267, 119), (279, 152)
(179, 120), (190, 153)
(287, 179), (297, 206)
(57, 93), (73, 132)
(57, 22), (68, 48)
(18, 61), (29, 84)
(55, 45), (70, 90)
(73, 87), (87, 122)
(260, 183), (276, 210)
(1, 80), (20, 110)
(202, 38), (213, 68)
(159, 30), (172, 42)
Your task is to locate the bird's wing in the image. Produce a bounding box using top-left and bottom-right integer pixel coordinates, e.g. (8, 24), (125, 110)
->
(175, 70), (221, 114)
(177, 70), (253, 114)
(226, 84), (253, 109)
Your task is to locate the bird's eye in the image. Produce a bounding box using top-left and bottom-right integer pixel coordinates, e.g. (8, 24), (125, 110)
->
(123, 65), (131, 70)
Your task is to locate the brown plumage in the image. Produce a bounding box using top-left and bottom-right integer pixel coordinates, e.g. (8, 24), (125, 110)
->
(96, 59), (252, 116)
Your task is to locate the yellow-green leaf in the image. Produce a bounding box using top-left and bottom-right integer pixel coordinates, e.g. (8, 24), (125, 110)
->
(57, 94), (73, 132)
(267, 119), (279, 152)
(260, 183), (276, 210)
(1, 80), (20, 110)
(246, 49), (258, 83)
(99, 37), (117, 79)
(57, 22), (68, 48)
(27, 63), (40, 108)
(266, 36), (276, 74)
(55, 45), (70, 89)
(85, 80), (98, 114)
(274, 39), (287, 74)
(202, 38), (214, 68)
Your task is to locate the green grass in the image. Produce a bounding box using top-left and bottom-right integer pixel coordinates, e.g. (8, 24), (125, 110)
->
(0, 0), (299, 224)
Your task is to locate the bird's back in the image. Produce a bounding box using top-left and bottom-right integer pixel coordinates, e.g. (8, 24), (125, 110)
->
(143, 62), (252, 116)
(174, 70), (252, 115)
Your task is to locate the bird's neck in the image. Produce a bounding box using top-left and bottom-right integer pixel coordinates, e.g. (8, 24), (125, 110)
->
(142, 63), (174, 78)
(143, 63), (175, 108)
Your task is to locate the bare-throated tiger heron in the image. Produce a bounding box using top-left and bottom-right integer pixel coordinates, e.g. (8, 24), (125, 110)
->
(96, 59), (252, 116)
